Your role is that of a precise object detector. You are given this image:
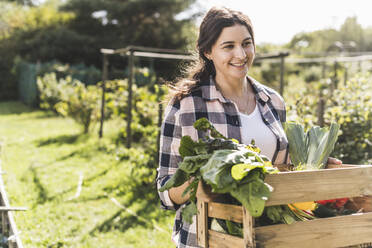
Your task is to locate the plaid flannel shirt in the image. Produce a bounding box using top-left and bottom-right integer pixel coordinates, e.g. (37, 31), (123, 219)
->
(156, 76), (289, 248)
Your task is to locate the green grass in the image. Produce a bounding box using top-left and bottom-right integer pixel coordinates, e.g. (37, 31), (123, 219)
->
(0, 101), (174, 248)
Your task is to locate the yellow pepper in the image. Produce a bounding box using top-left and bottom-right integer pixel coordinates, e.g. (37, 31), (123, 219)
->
(289, 201), (317, 211)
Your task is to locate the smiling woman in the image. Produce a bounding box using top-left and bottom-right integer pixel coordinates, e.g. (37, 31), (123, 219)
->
(156, 6), (289, 248)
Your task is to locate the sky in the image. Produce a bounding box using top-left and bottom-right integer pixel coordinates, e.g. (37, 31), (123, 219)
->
(195, 0), (372, 45)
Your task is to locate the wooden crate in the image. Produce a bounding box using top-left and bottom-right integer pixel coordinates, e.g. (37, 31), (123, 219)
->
(196, 164), (372, 248)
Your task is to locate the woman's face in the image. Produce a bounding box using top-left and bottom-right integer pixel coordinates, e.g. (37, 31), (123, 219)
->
(205, 24), (255, 82)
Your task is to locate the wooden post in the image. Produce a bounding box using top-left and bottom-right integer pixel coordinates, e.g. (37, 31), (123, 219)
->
(1, 211), (7, 236)
(331, 60), (338, 94)
(197, 199), (208, 248)
(99, 54), (109, 138)
(344, 65), (348, 86)
(156, 77), (163, 165)
(242, 207), (255, 248)
(279, 54), (285, 96)
(317, 87), (325, 127)
(321, 61), (326, 79)
(126, 49), (134, 148)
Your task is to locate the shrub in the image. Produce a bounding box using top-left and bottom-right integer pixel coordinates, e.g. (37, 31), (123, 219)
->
(325, 74), (372, 164)
(38, 72), (101, 133)
(55, 81), (101, 134)
(37, 72), (65, 113)
(286, 73), (372, 164)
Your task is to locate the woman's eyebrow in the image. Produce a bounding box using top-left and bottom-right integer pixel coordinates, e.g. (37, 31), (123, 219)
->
(220, 37), (252, 46)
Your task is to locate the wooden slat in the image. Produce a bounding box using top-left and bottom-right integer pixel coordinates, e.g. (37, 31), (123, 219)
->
(243, 207), (255, 247)
(255, 212), (372, 248)
(265, 166), (372, 206)
(208, 202), (243, 223)
(0, 159), (23, 248)
(208, 230), (244, 248)
(0, 207), (27, 212)
(197, 199), (208, 248)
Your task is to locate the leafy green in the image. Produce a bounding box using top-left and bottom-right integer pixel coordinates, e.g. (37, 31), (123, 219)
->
(284, 122), (339, 169)
(179, 154), (212, 174)
(160, 118), (277, 224)
(159, 169), (188, 192)
(193, 118), (226, 139)
(226, 220), (243, 237)
(179, 136), (198, 158)
(230, 178), (272, 217)
(181, 201), (197, 224)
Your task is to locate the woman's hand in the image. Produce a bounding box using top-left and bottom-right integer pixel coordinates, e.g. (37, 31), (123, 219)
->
(327, 157), (342, 165)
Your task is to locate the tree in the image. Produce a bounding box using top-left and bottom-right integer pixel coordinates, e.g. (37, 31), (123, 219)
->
(0, 0), (199, 100)
(60, 0), (199, 78)
(339, 16), (364, 50)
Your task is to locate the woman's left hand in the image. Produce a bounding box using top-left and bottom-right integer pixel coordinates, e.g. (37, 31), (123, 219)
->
(327, 157), (342, 165)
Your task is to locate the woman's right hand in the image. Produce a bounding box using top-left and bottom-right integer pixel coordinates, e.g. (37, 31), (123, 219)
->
(168, 178), (193, 205)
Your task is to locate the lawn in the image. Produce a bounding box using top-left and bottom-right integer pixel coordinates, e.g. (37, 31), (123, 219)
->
(0, 101), (174, 248)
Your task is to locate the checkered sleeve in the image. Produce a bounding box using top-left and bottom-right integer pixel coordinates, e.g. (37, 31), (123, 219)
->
(156, 98), (183, 211)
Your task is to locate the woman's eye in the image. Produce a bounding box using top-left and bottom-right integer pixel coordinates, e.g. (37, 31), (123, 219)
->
(223, 45), (234, 49)
(243, 41), (252, 47)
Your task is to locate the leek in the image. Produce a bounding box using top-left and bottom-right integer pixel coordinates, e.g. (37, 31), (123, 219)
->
(283, 122), (340, 170)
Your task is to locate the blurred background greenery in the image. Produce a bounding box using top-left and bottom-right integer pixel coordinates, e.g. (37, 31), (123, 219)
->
(0, 0), (371, 247)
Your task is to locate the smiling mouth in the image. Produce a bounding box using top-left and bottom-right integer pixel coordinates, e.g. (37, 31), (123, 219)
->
(229, 61), (247, 67)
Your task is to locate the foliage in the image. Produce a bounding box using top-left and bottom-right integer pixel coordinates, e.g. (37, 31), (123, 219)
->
(37, 72), (65, 112)
(0, 0), (199, 101)
(287, 16), (372, 53)
(283, 122), (339, 170)
(101, 78), (159, 151)
(37, 73), (101, 133)
(324, 74), (372, 164)
(160, 118), (277, 223)
(35, 60), (101, 85)
(286, 73), (372, 164)
(0, 1), (76, 100)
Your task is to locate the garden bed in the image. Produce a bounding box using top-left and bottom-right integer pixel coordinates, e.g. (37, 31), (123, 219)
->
(196, 164), (372, 248)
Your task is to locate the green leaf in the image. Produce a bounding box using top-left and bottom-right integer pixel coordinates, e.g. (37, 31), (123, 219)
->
(265, 206), (283, 223)
(230, 179), (271, 217)
(226, 220), (243, 237)
(159, 169), (188, 192)
(179, 154), (211, 174)
(193, 118), (226, 139)
(284, 122), (339, 170)
(179, 136), (197, 158)
(307, 123), (339, 169)
(283, 122), (308, 166)
(231, 163), (263, 181)
(200, 150), (246, 193)
(182, 201), (197, 224)
(182, 177), (199, 200)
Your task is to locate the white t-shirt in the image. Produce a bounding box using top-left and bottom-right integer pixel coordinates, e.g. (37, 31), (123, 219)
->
(239, 103), (277, 160)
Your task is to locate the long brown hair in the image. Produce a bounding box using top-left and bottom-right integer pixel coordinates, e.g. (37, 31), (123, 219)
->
(167, 6), (256, 101)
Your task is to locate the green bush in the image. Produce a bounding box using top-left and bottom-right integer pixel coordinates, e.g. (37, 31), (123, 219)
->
(286, 73), (372, 164)
(103, 79), (159, 150)
(55, 81), (101, 134)
(37, 72), (65, 113)
(325, 74), (372, 164)
(37, 72), (101, 133)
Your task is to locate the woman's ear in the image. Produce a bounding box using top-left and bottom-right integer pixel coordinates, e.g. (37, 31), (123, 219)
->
(204, 52), (212, 61)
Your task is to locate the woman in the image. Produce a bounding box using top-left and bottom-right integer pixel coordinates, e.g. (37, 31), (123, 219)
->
(156, 6), (340, 248)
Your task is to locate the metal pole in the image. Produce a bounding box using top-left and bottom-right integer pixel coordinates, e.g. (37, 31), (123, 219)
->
(279, 55), (285, 96)
(99, 54), (108, 138)
(126, 49), (134, 148)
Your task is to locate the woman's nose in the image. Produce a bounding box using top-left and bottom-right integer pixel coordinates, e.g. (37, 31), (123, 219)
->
(234, 46), (246, 59)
